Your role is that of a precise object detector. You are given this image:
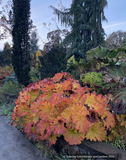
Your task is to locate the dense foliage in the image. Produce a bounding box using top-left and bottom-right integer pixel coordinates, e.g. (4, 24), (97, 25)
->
(0, 66), (13, 84)
(80, 72), (103, 94)
(12, 72), (117, 146)
(50, 0), (108, 62)
(38, 45), (68, 79)
(0, 42), (12, 66)
(11, 0), (32, 87)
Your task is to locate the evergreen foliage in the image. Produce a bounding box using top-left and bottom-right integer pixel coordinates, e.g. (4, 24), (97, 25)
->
(11, 0), (32, 87)
(0, 42), (12, 66)
(0, 50), (5, 66)
(50, 0), (108, 62)
(38, 45), (67, 79)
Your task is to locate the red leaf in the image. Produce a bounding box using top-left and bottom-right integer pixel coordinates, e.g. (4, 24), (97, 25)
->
(24, 122), (32, 134)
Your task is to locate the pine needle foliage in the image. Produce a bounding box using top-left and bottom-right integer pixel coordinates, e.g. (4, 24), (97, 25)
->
(50, 0), (108, 62)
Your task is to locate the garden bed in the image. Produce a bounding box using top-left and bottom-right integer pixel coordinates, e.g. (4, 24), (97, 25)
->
(0, 56), (126, 159)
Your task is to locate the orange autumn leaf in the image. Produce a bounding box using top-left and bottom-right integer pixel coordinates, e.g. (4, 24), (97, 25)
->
(52, 72), (64, 82)
(55, 97), (72, 113)
(53, 83), (63, 93)
(96, 94), (108, 107)
(79, 94), (87, 105)
(20, 94), (31, 105)
(14, 98), (20, 106)
(86, 122), (107, 141)
(16, 104), (30, 118)
(37, 120), (50, 136)
(63, 128), (85, 145)
(21, 113), (32, 124)
(70, 91), (87, 105)
(27, 125), (40, 142)
(42, 80), (55, 92)
(94, 103), (104, 116)
(83, 86), (92, 93)
(47, 116), (66, 135)
(61, 107), (73, 123)
(63, 73), (73, 80)
(50, 92), (63, 105)
(73, 108), (92, 134)
(30, 102), (39, 114)
(48, 107), (58, 122)
(70, 103), (83, 113)
(85, 91), (97, 108)
(24, 121), (33, 134)
(78, 86), (91, 94)
(72, 80), (81, 91)
(101, 110), (116, 130)
(66, 121), (76, 130)
(30, 81), (41, 90)
(38, 101), (54, 120)
(37, 93), (52, 103)
(62, 80), (72, 91)
(85, 91), (104, 115)
(70, 94), (80, 104)
(19, 89), (29, 96)
(27, 89), (40, 103)
(32, 115), (39, 125)
(29, 111), (39, 125)
(52, 72), (73, 83)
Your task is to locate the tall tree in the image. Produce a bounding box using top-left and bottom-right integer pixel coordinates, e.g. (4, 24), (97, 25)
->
(106, 30), (126, 50)
(11, 0), (32, 87)
(50, 0), (108, 62)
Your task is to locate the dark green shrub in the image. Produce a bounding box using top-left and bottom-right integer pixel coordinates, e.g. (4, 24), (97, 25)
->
(11, 0), (32, 87)
(38, 45), (68, 79)
(0, 49), (11, 67)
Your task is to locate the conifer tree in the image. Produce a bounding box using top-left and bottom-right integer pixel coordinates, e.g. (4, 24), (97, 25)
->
(11, 0), (32, 86)
(50, 0), (108, 62)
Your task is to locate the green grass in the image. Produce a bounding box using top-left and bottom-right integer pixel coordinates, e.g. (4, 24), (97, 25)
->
(1, 81), (23, 95)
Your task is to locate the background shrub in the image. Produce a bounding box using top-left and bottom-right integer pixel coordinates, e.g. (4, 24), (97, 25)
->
(38, 45), (68, 79)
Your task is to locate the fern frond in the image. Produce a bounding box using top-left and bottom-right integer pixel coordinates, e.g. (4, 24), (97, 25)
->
(49, 5), (73, 27)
